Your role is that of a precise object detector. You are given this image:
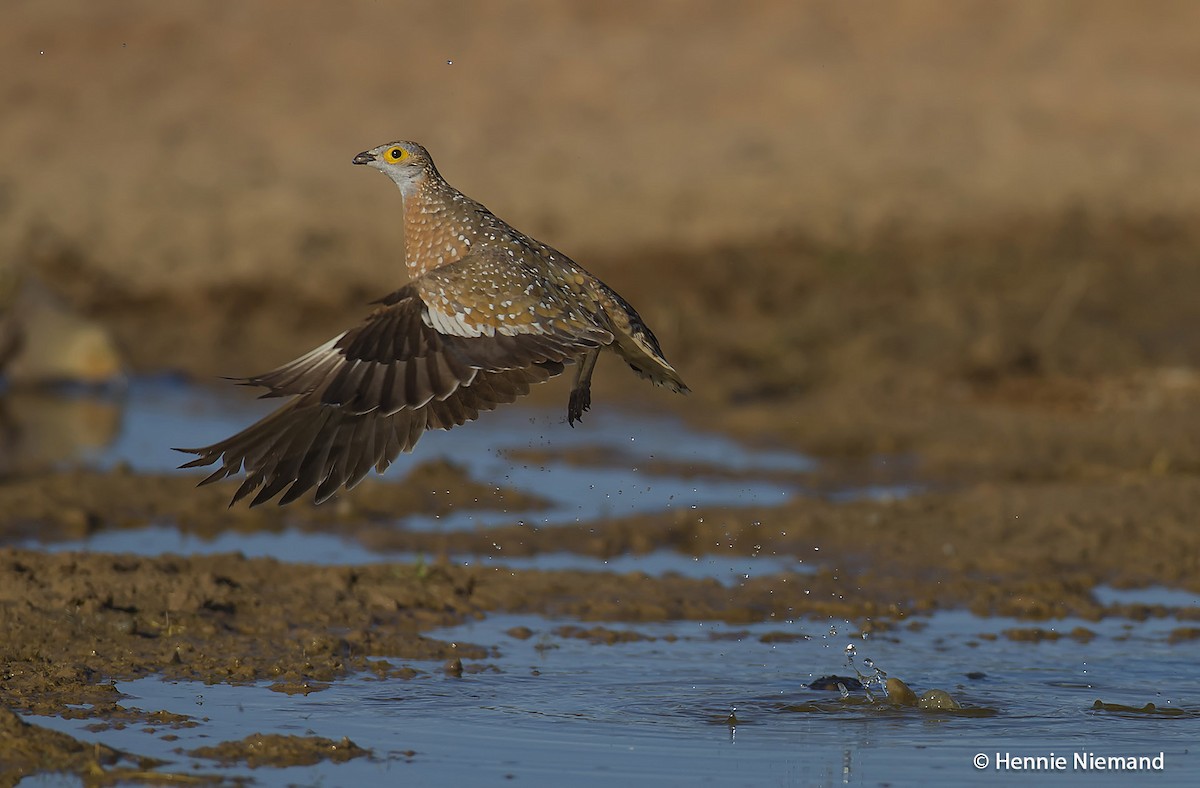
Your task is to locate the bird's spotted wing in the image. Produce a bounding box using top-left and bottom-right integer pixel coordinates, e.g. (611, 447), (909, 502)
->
(415, 250), (611, 341)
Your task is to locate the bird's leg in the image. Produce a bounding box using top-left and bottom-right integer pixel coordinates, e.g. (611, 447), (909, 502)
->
(568, 348), (600, 426)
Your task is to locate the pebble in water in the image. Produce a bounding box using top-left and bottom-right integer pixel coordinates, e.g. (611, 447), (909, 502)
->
(808, 675), (864, 691)
(885, 677), (918, 706)
(918, 689), (962, 711)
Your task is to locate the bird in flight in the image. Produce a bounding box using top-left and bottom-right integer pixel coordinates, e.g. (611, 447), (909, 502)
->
(178, 141), (688, 506)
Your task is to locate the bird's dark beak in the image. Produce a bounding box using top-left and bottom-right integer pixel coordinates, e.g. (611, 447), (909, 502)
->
(352, 151), (375, 165)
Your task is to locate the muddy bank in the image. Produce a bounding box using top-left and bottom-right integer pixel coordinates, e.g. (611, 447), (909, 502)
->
(1, 702), (365, 784)
(0, 706), (204, 786)
(0, 459), (546, 542)
(4, 468), (1198, 648)
(189, 733), (372, 769)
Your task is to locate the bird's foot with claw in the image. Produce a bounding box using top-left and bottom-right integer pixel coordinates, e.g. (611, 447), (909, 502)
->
(568, 385), (591, 427)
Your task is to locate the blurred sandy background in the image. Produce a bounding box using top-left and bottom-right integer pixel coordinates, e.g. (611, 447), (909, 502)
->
(1, 1), (1198, 414)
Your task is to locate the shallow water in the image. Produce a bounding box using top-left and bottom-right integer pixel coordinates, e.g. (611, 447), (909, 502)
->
(1092, 585), (1200, 609)
(39, 524), (808, 585)
(26, 611), (1198, 786)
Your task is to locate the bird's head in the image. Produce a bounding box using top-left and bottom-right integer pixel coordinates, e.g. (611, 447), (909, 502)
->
(352, 140), (437, 194)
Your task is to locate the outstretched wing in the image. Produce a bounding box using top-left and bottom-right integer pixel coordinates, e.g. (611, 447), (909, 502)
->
(177, 250), (612, 507)
(177, 363), (562, 507)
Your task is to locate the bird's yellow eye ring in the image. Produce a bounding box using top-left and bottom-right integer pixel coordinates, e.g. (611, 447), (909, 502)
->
(386, 146), (407, 162)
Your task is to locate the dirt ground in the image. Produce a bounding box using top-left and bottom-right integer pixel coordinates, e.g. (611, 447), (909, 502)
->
(2, 1), (1199, 782)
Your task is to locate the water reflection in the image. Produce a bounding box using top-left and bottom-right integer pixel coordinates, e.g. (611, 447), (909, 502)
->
(0, 388), (122, 476)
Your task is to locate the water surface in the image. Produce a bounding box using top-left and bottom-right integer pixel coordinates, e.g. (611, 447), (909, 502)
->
(27, 611), (1197, 786)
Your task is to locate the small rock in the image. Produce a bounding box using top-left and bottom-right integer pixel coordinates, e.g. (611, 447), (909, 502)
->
(919, 689), (961, 710)
(886, 677), (918, 706)
(808, 675), (864, 691)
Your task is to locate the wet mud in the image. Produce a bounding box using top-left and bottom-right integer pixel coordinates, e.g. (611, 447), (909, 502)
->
(0, 707), (208, 787)
(188, 734), (372, 769)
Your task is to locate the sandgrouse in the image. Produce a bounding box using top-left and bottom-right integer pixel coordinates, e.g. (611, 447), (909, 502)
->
(178, 141), (688, 506)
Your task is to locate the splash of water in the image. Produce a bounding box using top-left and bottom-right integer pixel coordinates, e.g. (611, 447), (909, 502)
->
(844, 641), (889, 702)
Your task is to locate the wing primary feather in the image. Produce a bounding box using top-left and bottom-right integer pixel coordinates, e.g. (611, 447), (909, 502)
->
(280, 409), (339, 504)
(247, 409), (330, 506)
(379, 362), (401, 414)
